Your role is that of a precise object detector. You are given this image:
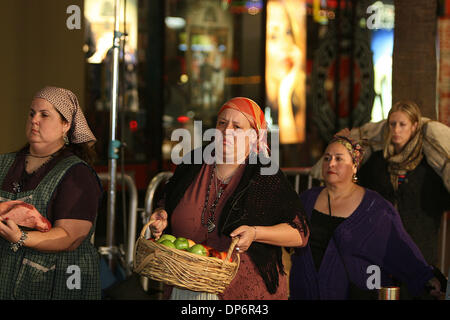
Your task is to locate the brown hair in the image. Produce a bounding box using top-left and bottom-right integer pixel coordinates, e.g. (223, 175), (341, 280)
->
(66, 143), (97, 166)
(52, 107), (98, 166)
(56, 110), (97, 166)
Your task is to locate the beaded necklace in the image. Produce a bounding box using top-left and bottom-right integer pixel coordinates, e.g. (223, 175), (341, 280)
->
(201, 164), (230, 233)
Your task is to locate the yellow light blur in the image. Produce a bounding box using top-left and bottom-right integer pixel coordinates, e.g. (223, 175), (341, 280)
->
(180, 74), (189, 83)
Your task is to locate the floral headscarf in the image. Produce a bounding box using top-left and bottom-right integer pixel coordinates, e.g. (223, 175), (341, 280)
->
(329, 135), (364, 169)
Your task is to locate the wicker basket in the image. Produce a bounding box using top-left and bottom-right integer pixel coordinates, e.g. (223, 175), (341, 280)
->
(133, 219), (240, 294)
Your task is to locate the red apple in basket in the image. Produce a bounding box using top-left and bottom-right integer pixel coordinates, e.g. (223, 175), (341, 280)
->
(220, 251), (232, 262)
(201, 244), (212, 256)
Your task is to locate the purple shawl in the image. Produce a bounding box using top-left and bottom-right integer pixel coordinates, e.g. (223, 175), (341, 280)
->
(289, 186), (434, 299)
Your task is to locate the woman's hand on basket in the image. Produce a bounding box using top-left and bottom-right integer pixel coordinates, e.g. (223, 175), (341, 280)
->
(148, 208), (168, 240)
(230, 225), (257, 253)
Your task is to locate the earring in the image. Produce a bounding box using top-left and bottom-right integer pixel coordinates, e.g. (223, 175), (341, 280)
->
(63, 134), (69, 145)
(352, 174), (358, 183)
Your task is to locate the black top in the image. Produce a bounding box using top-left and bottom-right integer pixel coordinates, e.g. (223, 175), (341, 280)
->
(358, 150), (450, 265)
(310, 209), (346, 271)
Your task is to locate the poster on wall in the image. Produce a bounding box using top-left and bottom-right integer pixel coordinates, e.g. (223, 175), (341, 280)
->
(265, 0), (307, 144)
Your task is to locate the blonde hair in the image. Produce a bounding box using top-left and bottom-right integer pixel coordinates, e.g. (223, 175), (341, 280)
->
(388, 100), (422, 126)
(385, 100), (422, 145)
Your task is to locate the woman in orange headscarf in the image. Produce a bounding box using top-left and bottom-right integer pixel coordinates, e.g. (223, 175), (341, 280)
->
(149, 97), (309, 300)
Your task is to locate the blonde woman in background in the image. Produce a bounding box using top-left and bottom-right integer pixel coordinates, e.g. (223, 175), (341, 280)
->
(357, 102), (450, 269)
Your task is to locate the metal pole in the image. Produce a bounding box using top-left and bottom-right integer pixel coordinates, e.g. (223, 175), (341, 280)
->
(106, 0), (122, 269)
(441, 211), (448, 272)
(98, 172), (138, 275)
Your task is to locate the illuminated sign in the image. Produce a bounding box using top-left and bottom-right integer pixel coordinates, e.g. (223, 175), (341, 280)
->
(265, 0), (307, 144)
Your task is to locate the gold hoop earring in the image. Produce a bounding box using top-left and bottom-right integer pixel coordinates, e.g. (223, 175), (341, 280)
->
(352, 174), (358, 183)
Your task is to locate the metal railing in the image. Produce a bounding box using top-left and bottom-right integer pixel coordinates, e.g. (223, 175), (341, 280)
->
(97, 172), (138, 275)
(143, 171), (174, 235)
(281, 167), (313, 194)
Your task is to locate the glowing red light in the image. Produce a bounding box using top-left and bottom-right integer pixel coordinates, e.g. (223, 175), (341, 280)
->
(177, 116), (189, 123)
(129, 120), (138, 131)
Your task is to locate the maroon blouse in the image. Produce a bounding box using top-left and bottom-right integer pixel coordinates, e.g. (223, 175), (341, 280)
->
(1, 148), (102, 224)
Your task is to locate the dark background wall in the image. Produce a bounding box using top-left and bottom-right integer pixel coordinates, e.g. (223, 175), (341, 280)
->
(0, 0), (85, 154)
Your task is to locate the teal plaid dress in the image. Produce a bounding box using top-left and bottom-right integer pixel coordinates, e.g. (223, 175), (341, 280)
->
(0, 153), (101, 300)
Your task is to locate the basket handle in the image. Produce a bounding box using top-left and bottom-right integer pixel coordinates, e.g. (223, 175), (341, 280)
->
(226, 237), (240, 262)
(140, 218), (156, 239)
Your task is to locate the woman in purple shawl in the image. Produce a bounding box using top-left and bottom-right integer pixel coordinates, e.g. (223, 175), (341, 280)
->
(289, 135), (442, 300)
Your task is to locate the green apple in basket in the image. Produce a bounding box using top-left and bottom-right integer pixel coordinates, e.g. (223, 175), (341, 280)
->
(159, 240), (176, 248)
(188, 244), (208, 256)
(157, 234), (176, 243)
(173, 237), (190, 250)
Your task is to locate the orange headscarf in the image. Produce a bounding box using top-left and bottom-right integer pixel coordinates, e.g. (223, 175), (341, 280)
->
(218, 97), (269, 156)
